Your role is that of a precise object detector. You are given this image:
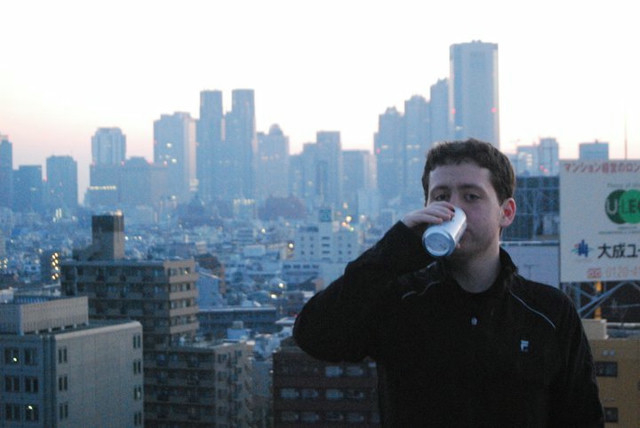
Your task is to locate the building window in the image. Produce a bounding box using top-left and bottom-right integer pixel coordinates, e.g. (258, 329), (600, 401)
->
(133, 359), (142, 375)
(5, 375), (20, 392)
(134, 411), (143, 426)
(58, 375), (68, 392)
(345, 365), (365, 377)
(4, 348), (19, 364)
(58, 347), (68, 364)
(595, 361), (618, 377)
(5, 404), (20, 421)
(326, 389), (344, 400)
(134, 385), (143, 400)
(24, 377), (39, 393)
(59, 402), (69, 420)
(279, 411), (299, 423)
(24, 348), (37, 366)
(604, 407), (618, 423)
(301, 411), (320, 423)
(133, 334), (142, 349)
(346, 412), (366, 423)
(279, 388), (299, 400)
(325, 365), (343, 377)
(25, 404), (39, 421)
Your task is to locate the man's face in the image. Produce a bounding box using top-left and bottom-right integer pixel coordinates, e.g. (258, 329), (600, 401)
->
(426, 162), (515, 260)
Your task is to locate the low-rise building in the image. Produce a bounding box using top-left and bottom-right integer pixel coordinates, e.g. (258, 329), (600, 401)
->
(0, 295), (143, 427)
(584, 319), (640, 427)
(272, 336), (380, 427)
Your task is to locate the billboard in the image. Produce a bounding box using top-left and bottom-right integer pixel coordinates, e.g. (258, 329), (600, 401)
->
(560, 160), (640, 283)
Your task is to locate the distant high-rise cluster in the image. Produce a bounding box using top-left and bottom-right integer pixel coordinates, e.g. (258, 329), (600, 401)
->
(511, 137), (560, 176)
(197, 89), (258, 202)
(0, 40), (575, 222)
(374, 41), (501, 206)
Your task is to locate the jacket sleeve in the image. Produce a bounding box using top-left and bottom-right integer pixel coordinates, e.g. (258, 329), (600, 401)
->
(293, 221), (430, 362)
(549, 299), (604, 428)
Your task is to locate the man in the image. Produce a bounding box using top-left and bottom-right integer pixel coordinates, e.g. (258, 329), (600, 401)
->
(293, 139), (604, 427)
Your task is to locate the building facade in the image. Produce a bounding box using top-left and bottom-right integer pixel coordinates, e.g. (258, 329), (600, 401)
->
(579, 141), (609, 160)
(60, 213), (254, 427)
(0, 135), (13, 209)
(374, 107), (404, 203)
(223, 89), (258, 200)
(256, 124), (290, 201)
(272, 337), (380, 427)
(584, 320), (640, 427)
(502, 175), (559, 241)
(89, 127), (127, 207)
(342, 149), (376, 218)
(513, 138), (560, 176)
(403, 95), (430, 201)
(154, 112), (197, 203)
(0, 295), (143, 428)
(120, 157), (169, 209)
(449, 41), (500, 147)
(91, 127), (126, 166)
(13, 165), (43, 213)
(46, 155), (78, 213)
(429, 78), (450, 145)
(196, 90), (225, 203)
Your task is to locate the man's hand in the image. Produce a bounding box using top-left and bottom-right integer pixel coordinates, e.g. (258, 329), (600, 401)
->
(401, 202), (456, 236)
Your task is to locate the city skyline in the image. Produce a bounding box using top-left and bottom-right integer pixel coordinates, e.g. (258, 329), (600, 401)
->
(2, 1), (639, 196)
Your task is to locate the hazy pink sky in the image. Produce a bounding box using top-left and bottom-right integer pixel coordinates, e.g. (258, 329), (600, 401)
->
(1, 0), (639, 196)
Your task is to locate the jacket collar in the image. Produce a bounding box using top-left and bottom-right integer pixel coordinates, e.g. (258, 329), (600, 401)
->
(425, 248), (518, 296)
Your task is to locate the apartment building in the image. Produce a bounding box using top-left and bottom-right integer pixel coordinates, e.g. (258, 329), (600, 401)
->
(59, 214), (253, 427)
(0, 295), (143, 427)
(585, 319), (640, 427)
(272, 337), (380, 427)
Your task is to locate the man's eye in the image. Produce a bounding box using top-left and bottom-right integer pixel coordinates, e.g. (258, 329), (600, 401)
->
(434, 194), (449, 201)
(465, 194), (480, 201)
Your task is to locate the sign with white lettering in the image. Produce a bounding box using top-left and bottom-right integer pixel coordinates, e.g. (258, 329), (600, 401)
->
(560, 161), (640, 282)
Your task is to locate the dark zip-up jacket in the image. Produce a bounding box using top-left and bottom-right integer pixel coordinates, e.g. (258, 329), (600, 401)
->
(293, 222), (604, 427)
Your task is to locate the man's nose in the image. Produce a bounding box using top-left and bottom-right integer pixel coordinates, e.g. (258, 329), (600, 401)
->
(449, 193), (463, 207)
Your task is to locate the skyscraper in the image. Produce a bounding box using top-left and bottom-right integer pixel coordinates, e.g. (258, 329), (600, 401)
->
(513, 138), (559, 176)
(91, 127), (126, 165)
(154, 112), (197, 203)
(119, 157), (168, 208)
(89, 128), (126, 207)
(257, 124), (290, 200)
(13, 165), (43, 213)
(429, 79), (450, 145)
(538, 137), (560, 175)
(315, 131), (343, 209)
(342, 149), (376, 217)
(224, 89), (257, 200)
(449, 41), (500, 147)
(0, 134), (13, 209)
(196, 90), (224, 202)
(46, 155), (78, 212)
(404, 95), (430, 200)
(374, 107), (404, 203)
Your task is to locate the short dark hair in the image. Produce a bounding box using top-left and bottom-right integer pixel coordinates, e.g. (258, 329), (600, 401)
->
(421, 139), (515, 203)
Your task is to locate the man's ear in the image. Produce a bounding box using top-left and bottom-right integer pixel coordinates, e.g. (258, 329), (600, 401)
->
(499, 198), (516, 228)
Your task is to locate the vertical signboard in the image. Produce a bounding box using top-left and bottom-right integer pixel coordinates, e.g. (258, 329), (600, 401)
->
(560, 161), (640, 283)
